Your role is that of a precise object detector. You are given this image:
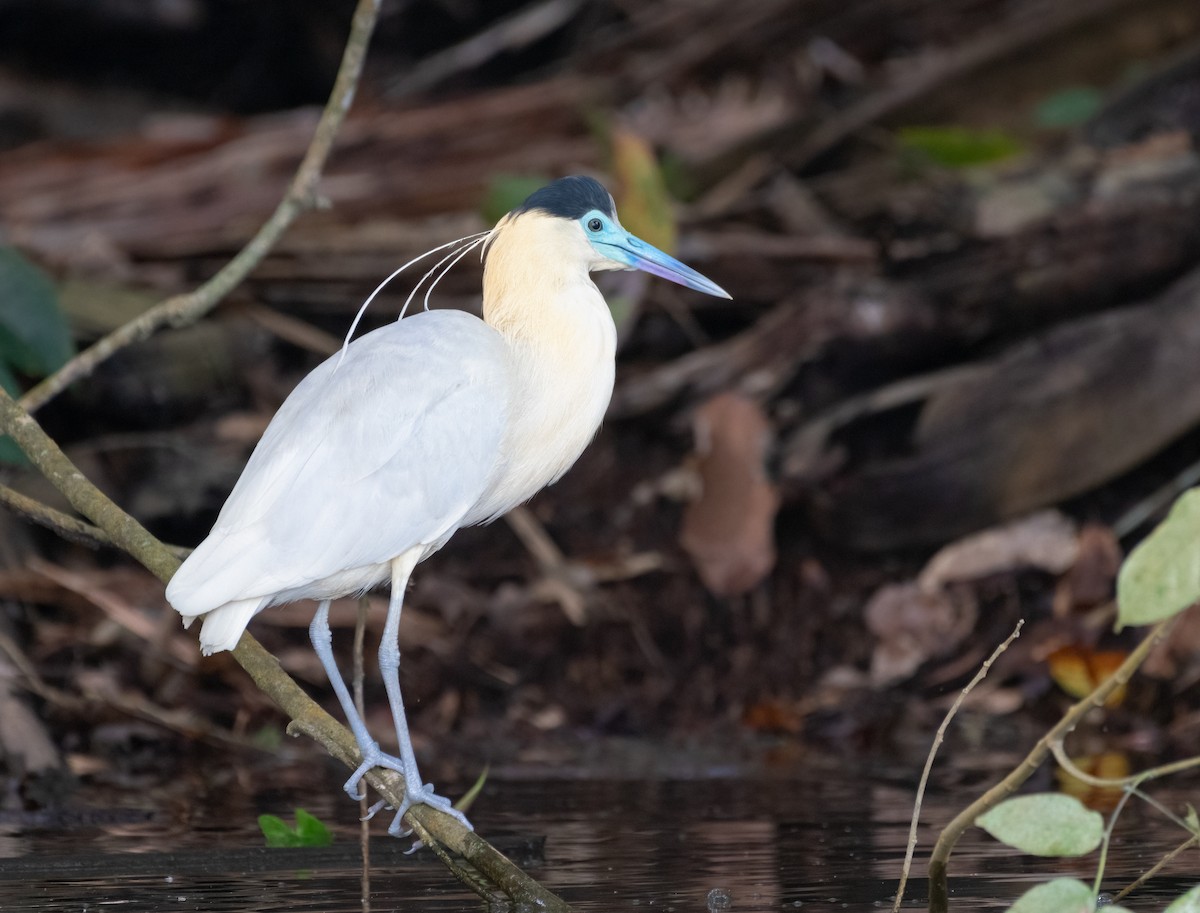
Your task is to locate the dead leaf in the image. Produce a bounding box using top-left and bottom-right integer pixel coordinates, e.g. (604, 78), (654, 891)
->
(1053, 523), (1122, 616)
(1143, 602), (1200, 680)
(679, 393), (779, 596)
(863, 582), (977, 686)
(918, 510), (1078, 594)
(742, 698), (803, 734)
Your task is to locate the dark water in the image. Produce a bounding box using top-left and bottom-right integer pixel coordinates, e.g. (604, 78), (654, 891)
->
(0, 749), (1194, 912)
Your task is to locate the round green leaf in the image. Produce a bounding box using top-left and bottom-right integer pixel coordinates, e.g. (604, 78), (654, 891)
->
(1005, 878), (1095, 913)
(977, 794), (1103, 856)
(1116, 488), (1200, 630)
(1165, 885), (1200, 913)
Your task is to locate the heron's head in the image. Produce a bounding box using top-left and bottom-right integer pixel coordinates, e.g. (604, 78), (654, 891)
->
(484, 175), (729, 301)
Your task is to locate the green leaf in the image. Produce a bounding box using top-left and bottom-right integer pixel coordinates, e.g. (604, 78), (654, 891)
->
(1034, 87), (1105, 128)
(293, 808), (333, 846)
(1184, 804), (1199, 834)
(258, 813), (299, 847)
(1116, 488), (1200, 630)
(611, 129), (677, 253)
(0, 359), (28, 466)
(1004, 878), (1095, 913)
(977, 794), (1103, 856)
(897, 126), (1023, 169)
(481, 174), (550, 225)
(456, 764), (489, 816)
(1165, 886), (1200, 912)
(0, 247), (74, 376)
(258, 809), (333, 847)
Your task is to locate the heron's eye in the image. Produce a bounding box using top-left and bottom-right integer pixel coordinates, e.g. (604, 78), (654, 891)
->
(587, 218), (603, 232)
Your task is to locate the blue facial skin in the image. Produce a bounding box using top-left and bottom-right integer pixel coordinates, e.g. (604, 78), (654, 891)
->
(579, 208), (731, 299)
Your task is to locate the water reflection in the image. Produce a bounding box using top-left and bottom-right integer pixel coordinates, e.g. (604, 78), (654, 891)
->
(0, 752), (1195, 912)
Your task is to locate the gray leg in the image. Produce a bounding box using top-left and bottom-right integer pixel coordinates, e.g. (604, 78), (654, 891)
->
(378, 552), (473, 836)
(308, 598), (405, 802)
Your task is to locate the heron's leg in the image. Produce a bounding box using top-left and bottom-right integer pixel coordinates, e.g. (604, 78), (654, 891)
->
(308, 599), (405, 802)
(379, 552), (473, 836)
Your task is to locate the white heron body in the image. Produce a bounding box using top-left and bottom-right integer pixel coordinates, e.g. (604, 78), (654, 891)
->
(164, 175), (726, 834)
(167, 213), (618, 653)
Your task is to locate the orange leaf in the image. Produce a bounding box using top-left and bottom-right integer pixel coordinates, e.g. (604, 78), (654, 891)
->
(1047, 645), (1128, 707)
(1057, 752), (1131, 811)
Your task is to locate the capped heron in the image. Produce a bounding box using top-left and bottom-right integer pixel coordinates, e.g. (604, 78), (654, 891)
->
(166, 175), (730, 834)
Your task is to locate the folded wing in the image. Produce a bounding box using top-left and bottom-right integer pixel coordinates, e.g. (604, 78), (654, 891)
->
(166, 309), (511, 618)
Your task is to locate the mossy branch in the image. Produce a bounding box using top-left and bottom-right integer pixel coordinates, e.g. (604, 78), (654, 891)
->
(0, 388), (572, 910)
(926, 615), (1176, 912)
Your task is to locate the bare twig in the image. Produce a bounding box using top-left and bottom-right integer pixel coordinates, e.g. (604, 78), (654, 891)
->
(1050, 738), (1200, 789)
(926, 615), (1178, 913)
(17, 0), (380, 415)
(388, 0), (584, 97)
(892, 620), (1023, 913)
(1112, 834), (1200, 903)
(504, 506), (589, 625)
(354, 595), (371, 913)
(28, 557), (199, 667)
(0, 483), (118, 551)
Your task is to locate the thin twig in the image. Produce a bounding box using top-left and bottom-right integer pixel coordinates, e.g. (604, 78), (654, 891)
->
(0, 627), (256, 751)
(504, 506), (589, 625)
(892, 620), (1023, 913)
(1112, 834), (1200, 903)
(17, 0), (381, 415)
(926, 614), (1178, 913)
(1092, 784), (1138, 898)
(1051, 738), (1200, 789)
(354, 594), (371, 913)
(0, 483), (191, 558)
(387, 0), (584, 97)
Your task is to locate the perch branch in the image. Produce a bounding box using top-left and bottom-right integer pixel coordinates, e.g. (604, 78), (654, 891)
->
(18, 0), (381, 415)
(0, 389), (572, 910)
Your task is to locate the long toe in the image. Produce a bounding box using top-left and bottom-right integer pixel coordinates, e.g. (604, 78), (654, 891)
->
(344, 743), (407, 801)
(385, 783), (474, 837)
(343, 760), (374, 801)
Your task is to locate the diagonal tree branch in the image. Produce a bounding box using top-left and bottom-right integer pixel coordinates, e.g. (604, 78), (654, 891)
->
(0, 386), (572, 910)
(18, 0), (382, 416)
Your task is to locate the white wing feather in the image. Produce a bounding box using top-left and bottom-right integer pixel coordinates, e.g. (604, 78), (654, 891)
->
(166, 309), (510, 620)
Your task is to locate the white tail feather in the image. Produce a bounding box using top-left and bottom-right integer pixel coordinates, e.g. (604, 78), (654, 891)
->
(195, 597), (266, 655)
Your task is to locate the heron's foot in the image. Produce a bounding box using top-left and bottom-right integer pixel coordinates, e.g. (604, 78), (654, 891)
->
(343, 741), (407, 801)
(386, 781), (474, 838)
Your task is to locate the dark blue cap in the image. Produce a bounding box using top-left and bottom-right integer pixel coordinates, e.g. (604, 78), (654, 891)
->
(516, 175), (615, 220)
